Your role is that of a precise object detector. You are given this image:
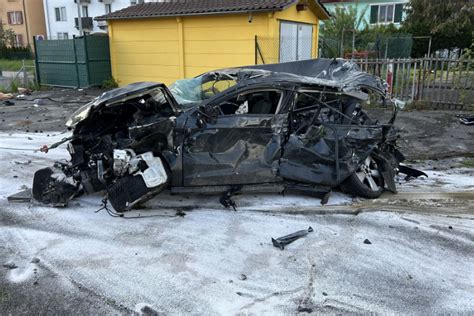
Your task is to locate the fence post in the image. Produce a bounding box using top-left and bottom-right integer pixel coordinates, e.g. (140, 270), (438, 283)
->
(83, 34), (91, 87)
(32, 36), (41, 86)
(254, 35), (257, 65)
(72, 35), (81, 88)
(22, 59), (28, 87)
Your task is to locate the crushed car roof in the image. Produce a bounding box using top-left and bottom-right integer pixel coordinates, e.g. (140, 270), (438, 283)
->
(225, 59), (387, 96)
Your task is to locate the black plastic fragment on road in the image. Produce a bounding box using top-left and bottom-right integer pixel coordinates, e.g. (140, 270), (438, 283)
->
(272, 226), (313, 250)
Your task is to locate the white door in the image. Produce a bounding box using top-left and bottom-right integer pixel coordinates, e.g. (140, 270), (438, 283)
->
(279, 21), (313, 62)
(297, 23), (313, 60)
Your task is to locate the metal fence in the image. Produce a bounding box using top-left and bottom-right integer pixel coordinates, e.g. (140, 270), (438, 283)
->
(255, 36), (314, 65)
(318, 34), (414, 59)
(354, 57), (473, 110)
(34, 34), (112, 88)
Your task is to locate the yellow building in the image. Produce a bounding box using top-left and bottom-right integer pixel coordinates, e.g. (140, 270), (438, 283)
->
(0, 0), (46, 49)
(96, 0), (330, 86)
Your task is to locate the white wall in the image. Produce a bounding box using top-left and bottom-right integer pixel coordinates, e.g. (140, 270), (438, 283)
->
(43, 0), (160, 39)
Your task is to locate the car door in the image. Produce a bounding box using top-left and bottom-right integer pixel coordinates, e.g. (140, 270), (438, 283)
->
(182, 89), (289, 186)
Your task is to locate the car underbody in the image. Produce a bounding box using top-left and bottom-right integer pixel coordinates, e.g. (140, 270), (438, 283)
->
(30, 59), (426, 213)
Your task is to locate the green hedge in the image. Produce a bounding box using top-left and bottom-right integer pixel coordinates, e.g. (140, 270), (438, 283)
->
(0, 45), (33, 60)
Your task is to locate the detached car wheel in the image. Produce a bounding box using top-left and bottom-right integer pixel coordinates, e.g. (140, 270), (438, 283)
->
(341, 155), (384, 199)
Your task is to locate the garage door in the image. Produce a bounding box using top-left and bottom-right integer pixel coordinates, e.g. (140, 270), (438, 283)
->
(279, 21), (313, 63)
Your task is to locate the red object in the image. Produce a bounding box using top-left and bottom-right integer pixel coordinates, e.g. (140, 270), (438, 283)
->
(40, 145), (49, 153)
(386, 63), (394, 95)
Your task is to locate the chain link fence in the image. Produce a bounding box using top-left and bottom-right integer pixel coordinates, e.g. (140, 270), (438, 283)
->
(255, 36), (314, 65)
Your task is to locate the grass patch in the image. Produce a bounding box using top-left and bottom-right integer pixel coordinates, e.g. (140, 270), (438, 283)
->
(0, 59), (34, 72)
(460, 159), (474, 168)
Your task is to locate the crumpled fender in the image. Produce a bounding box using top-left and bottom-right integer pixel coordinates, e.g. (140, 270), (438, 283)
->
(370, 148), (399, 193)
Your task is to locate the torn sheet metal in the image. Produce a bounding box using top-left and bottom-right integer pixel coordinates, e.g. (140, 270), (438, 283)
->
(272, 227), (314, 250)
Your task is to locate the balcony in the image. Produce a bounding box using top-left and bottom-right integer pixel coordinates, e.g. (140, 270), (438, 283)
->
(75, 17), (93, 30)
(97, 20), (108, 29)
(74, 0), (91, 4)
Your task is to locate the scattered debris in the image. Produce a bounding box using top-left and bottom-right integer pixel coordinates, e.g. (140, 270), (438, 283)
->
(3, 262), (18, 269)
(14, 160), (32, 165)
(297, 306), (313, 313)
(0, 92), (13, 100)
(238, 274), (247, 281)
(363, 239), (372, 245)
(33, 98), (49, 106)
(7, 189), (32, 203)
(3, 100), (15, 106)
(15, 119), (32, 127)
(17, 87), (32, 95)
(272, 227), (314, 250)
(457, 114), (474, 126)
(31, 257), (40, 264)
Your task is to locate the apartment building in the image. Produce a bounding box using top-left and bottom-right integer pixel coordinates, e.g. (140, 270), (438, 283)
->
(320, 0), (409, 29)
(0, 0), (47, 47)
(43, 0), (160, 39)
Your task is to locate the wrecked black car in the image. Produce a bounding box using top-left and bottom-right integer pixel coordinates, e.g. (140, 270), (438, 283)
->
(32, 59), (424, 212)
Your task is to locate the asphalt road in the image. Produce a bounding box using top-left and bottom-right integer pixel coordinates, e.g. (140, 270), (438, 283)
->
(0, 133), (473, 314)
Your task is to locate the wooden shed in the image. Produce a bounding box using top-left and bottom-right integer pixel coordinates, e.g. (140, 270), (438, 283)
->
(96, 0), (330, 86)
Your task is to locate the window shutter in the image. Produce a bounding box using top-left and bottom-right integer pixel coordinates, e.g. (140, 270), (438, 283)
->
(18, 12), (23, 24)
(370, 5), (378, 24)
(17, 34), (23, 46)
(7, 12), (12, 24)
(394, 4), (403, 23)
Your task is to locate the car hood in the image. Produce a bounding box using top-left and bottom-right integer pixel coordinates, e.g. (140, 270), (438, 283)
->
(66, 82), (172, 128)
(94, 82), (166, 106)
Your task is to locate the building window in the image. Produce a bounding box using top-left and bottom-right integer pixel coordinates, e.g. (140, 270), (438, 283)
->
(57, 32), (69, 40)
(131, 0), (144, 5)
(105, 4), (112, 14)
(82, 6), (89, 18)
(370, 3), (404, 24)
(7, 11), (23, 25)
(14, 34), (23, 47)
(55, 7), (67, 22)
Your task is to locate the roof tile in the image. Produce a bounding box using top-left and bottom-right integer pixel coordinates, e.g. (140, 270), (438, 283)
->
(97, 0), (300, 20)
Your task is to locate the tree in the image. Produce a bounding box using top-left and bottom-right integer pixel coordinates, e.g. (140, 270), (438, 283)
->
(320, 5), (368, 57)
(0, 25), (16, 47)
(402, 0), (473, 57)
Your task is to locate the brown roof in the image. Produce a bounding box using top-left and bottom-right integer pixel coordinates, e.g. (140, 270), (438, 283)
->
(96, 0), (330, 21)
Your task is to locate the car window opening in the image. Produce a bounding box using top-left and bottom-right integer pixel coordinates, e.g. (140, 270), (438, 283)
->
(219, 90), (282, 115)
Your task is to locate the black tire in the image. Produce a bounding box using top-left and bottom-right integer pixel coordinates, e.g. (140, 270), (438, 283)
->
(340, 156), (384, 199)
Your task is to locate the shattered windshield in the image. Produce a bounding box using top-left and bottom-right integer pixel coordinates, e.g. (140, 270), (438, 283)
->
(169, 72), (236, 109)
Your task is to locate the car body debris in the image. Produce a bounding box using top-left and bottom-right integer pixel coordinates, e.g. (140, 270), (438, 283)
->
(457, 114), (474, 126)
(19, 58), (426, 213)
(272, 226), (314, 250)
